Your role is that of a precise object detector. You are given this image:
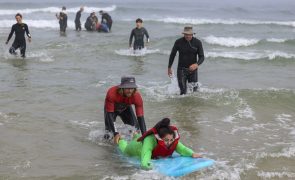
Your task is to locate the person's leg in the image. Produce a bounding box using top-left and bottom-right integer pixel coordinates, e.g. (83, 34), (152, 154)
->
(188, 69), (198, 92)
(107, 22), (112, 31)
(20, 41), (26, 58)
(118, 106), (139, 130)
(9, 42), (19, 55)
(75, 22), (78, 31)
(177, 68), (188, 95)
(78, 22), (82, 31)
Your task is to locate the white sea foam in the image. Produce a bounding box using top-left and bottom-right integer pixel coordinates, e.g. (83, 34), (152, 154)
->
(266, 38), (288, 43)
(154, 17), (295, 27)
(115, 48), (160, 57)
(204, 35), (259, 47)
(70, 120), (99, 129)
(0, 19), (75, 28)
(26, 51), (55, 62)
(207, 51), (295, 60)
(0, 5), (116, 15)
(257, 171), (295, 179)
(256, 146), (295, 159)
(0, 112), (9, 119)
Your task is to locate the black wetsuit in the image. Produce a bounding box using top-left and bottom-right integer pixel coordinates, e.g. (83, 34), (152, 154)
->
(85, 16), (95, 31)
(101, 13), (112, 31)
(75, 10), (82, 31)
(6, 23), (31, 58)
(129, 27), (149, 50)
(59, 12), (67, 32)
(169, 37), (205, 95)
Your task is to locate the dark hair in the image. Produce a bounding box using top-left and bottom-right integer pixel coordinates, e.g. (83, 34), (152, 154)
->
(62, 6), (66, 10)
(154, 118), (175, 138)
(99, 10), (103, 14)
(15, 13), (22, 18)
(158, 126), (175, 139)
(136, 18), (143, 23)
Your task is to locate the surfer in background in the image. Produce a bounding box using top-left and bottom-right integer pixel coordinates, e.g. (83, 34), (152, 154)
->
(99, 10), (113, 31)
(56, 6), (68, 34)
(75, 6), (84, 31)
(129, 18), (150, 50)
(115, 118), (202, 170)
(5, 13), (31, 58)
(104, 76), (147, 139)
(168, 26), (205, 95)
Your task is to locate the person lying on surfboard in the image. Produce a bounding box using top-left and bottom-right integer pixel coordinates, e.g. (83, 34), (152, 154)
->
(114, 118), (202, 170)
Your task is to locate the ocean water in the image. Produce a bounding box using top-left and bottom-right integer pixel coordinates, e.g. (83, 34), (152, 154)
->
(0, 0), (295, 179)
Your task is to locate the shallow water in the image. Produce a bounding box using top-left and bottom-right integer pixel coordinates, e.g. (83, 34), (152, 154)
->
(0, 0), (295, 179)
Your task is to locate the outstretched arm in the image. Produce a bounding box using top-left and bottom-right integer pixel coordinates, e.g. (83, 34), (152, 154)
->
(129, 29), (134, 47)
(175, 141), (202, 158)
(197, 41), (205, 65)
(25, 24), (32, 42)
(141, 135), (156, 170)
(137, 116), (147, 134)
(144, 28), (149, 42)
(6, 25), (15, 43)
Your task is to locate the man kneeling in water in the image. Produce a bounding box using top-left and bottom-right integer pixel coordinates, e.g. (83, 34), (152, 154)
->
(104, 76), (147, 139)
(114, 118), (201, 170)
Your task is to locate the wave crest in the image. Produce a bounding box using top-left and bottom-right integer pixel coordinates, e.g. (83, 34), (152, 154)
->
(0, 5), (116, 15)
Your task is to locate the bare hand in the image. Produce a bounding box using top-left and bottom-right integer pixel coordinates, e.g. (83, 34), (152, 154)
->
(28, 38), (31, 43)
(114, 134), (121, 145)
(189, 64), (198, 72)
(5, 41), (8, 45)
(192, 153), (202, 158)
(168, 68), (173, 78)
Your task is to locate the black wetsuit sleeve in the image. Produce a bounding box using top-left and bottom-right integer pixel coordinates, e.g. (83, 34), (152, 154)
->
(105, 112), (118, 135)
(6, 25), (15, 42)
(137, 116), (147, 134)
(25, 24), (31, 38)
(168, 40), (178, 68)
(144, 28), (149, 40)
(129, 29), (134, 47)
(197, 40), (204, 65)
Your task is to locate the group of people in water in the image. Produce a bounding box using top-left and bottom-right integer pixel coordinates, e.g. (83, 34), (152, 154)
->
(55, 6), (113, 33)
(5, 6), (206, 170)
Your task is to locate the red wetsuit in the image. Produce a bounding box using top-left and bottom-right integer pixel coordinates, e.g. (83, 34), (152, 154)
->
(104, 86), (146, 136)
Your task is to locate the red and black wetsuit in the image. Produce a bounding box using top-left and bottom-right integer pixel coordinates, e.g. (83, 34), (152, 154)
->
(104, 86), (146, 135)
(169, 37), (205, 95)
(6, 23), (31, 58)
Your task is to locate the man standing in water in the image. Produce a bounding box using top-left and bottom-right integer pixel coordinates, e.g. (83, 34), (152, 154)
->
(168, 26), (205, 95)
(129, 18), (150, 50)
(56, 6), (67, 33)
(5, 13), (31, 58)
(104, 76), (147, 139)
(75, 6), (84, 31)
(99, 10), (113, 31)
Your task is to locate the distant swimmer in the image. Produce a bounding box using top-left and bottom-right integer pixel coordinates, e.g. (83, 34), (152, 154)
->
(99, 10), (113, 31)
(85, 12), (96, 31)
(129, 18), (150, 50)
(104, 76), (147, 139)
(56, 6), (68, 33)
(75, 6), (84, 31)
(168, 26), (205, 95)
(5, 13), (31, 58)
(114, 118), (202, 170)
